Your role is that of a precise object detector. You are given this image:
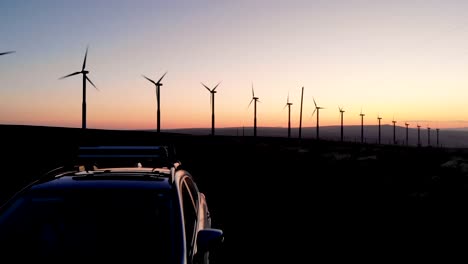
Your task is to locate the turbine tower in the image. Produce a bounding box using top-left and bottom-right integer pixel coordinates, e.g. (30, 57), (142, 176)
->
(312, 97), (324, 140)
(0, 51), (15, 56)
(284, 93), (293, 138)
(359, 108), (365, 143)
(392, 118), (397, 145)
(142, 72), (167, 133)
(59, 46), (97, 129)
(201, 81), (221, 136)
(248, 83), (260, 137)
(417, 124), (421, 147)
(299, 87), (304, 139)
(405, 122), (409, 146)
(427, 126), (431, 146)
(339, 106), (345, 142)
(436, 128), (440, 147)
(377, 115), (382, 144)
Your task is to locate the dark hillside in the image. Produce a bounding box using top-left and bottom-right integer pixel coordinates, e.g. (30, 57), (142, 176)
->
(1, 124), (468, 261)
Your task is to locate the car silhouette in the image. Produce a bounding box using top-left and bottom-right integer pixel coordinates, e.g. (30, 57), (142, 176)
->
(0, 145), (224, 263)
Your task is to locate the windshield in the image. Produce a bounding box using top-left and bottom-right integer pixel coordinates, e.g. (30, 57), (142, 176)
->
(0, 188), (181, 262)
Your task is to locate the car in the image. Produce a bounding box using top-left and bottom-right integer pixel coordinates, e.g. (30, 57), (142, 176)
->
(0, 145), (224, 263)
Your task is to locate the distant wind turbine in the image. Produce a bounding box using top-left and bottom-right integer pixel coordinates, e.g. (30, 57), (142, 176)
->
(284, 93), (293, 138)
(248, 83), (260, 137)
(417, 124), (421, 147)
(311, 97), (324, 140)
(142, 72), (167, 133)
(392, 117), (397, 145)
(339, 106), (345, 142)
(299, 87), (304, 140)
(359, 108), (365, 143)
(0, 51), (15, 56)
(427, 126), (431, 146)
(59, 46), (97, 129)
(436, 128), (440, 147)
(201, 81), (221, 136)
(377, 114), (382, 144)
(405, 122), (409, 146)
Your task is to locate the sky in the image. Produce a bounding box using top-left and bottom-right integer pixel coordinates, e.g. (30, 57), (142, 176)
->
(2, 0), (468, 130)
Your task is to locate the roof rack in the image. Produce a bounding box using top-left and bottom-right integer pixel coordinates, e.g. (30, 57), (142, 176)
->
(76, 145), (181, 172)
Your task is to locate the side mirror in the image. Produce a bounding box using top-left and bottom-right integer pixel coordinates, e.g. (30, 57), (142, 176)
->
(196, 228), (224, 253)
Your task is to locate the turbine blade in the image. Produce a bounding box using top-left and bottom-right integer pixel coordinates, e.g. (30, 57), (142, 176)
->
(82, 46), (88, 71)
(213, 81), (221, 91)
(157, 71), (167, 84)
(283, 103), (288, 110)
(201, 82), (211, 92)
(311, 108), (316, 118)
(257, 99), (261, 103)
(86, 76), (98, 90)
(248, 98), (254, 109)
(0, 51), (15, 56)
(313, 97), (317, 108)
(252, 83), (255, 97)
(142, 75), (157, 85)
(59, 71), (81, 79)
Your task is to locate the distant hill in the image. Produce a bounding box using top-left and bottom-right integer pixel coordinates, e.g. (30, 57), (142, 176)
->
(163, 125), (468, 148)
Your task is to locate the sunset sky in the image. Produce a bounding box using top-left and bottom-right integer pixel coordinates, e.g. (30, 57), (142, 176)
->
(2, 0), (468, 130)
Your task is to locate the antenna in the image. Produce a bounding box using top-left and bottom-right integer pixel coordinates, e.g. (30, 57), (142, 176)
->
(299, 87), (304, 140)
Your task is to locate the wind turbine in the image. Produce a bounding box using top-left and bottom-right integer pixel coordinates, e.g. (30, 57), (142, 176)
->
(339, 106), (345, 142)
(405, 122), (409, 146)
(248, 83), (260, 137)
(299, 87), (304, 140)
(427, 126), (431, 146)
(417, 124), (421, 147)
(201, 81), (221, 136)
(377, 114), (382, 144)
(284, 93), (293, 138)
(142, 72), (167, 133)
(0, 51), (15, 56)
(311, 97), (324, 140)
(59, 46), (97, 129)
(392, 117), (397, 145)
(359, 108), (365, 143)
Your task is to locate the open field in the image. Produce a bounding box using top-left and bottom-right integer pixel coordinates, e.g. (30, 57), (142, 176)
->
(1, 124), (468, 261)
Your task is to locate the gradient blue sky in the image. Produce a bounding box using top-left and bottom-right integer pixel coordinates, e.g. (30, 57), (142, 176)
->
(2, 0), (468, 130)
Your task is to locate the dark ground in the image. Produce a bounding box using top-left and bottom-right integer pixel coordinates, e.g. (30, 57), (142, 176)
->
(2, 124), (468, 261)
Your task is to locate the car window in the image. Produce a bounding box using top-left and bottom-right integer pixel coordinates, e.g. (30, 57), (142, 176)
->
(0, 188), (180, 262)
(185, 177), (199, 209)
(181, 178), (198, 257)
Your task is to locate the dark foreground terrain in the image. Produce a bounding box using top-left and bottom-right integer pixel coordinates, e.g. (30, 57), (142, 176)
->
(2, 124), (468, 261)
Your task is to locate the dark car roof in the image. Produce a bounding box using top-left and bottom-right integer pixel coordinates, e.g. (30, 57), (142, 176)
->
(29, 167), (174, 192)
